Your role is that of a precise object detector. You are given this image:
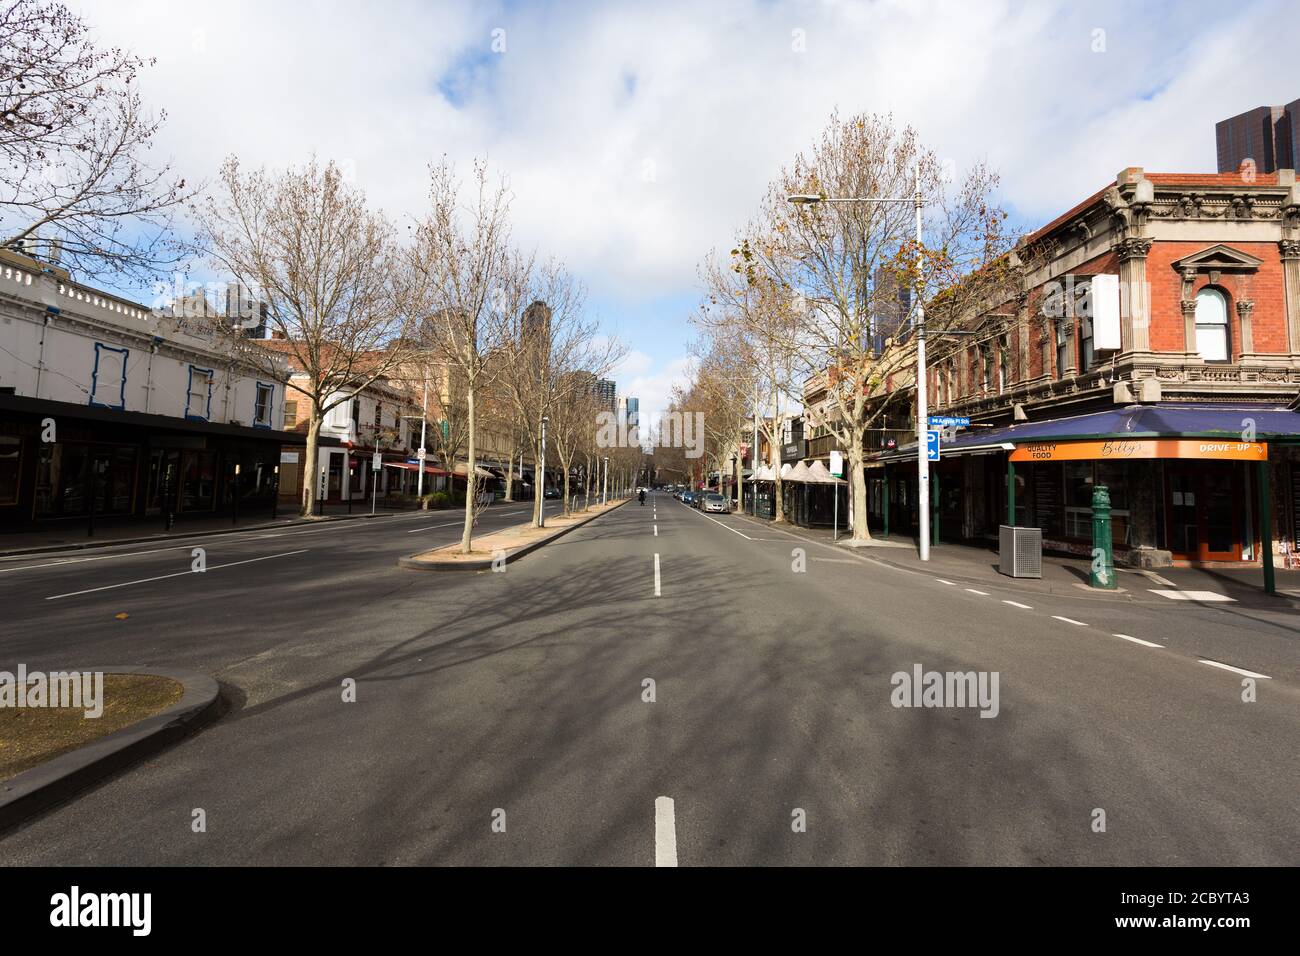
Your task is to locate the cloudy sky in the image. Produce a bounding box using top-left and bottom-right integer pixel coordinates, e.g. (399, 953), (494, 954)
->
(76, 0), (1296, 417)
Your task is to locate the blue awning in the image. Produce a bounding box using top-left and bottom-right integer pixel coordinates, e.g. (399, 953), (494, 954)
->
(886, 403), (1300, 458)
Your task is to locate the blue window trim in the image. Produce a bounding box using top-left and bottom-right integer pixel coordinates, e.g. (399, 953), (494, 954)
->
(89, 342), (129, 410)
(185, 365), (214, 422)
(253, 380), (276, 429)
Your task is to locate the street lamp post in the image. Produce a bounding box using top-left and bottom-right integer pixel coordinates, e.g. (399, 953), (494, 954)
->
(787, 162), (932, 559)
(416, 378), (428, 500)
(603, 456), (609, 505)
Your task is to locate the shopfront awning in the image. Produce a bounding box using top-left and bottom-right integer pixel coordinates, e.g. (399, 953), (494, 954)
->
(881, 403), (1300, 461)
(384, 462), (452, 475)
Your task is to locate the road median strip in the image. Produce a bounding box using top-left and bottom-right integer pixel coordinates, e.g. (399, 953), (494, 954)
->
(397, 499), (629, 572)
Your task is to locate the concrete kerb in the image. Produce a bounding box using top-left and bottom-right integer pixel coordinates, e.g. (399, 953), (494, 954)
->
(397, 499), (631, 572)
(0, 666), (221, 833)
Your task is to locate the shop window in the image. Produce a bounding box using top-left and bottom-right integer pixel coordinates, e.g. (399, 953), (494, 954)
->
(1079, 315), (1094, 371)
(1055, 321), (1070, 379)
(186, 366), (214, 421)
(254, 382), (275, 428)
(1195, 288), (1230, 361)
(0, 436), (19, 504)
(283, 400), (298, 427)
(90, 343), (128, 409)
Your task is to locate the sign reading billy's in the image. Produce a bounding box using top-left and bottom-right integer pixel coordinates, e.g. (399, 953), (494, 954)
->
(1010, 439), (1268, 463)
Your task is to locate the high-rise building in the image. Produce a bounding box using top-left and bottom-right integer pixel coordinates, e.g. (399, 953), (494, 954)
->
(618, 395), (639, 426)
(1215, 102), (1297, 174)
(593, 378), (616, 413)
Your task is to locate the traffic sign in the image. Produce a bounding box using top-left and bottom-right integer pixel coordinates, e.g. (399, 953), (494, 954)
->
(829, 449), (844, 476)
(926, 429), (941, 462)
(417, 447), (427, 461)
(928, 415), (970, 428)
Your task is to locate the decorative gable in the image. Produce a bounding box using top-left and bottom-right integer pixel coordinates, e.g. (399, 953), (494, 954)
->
(1171, 244), (1263, 274)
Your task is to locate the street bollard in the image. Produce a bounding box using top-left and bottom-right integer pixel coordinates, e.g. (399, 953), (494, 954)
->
(1090, 483), (1116, 590)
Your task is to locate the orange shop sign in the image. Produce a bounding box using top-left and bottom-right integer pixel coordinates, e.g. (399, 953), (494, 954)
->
(1010, 439), (1268, 463)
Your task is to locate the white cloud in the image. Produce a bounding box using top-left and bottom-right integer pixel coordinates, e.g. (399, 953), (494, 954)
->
(70, 0), (1298, 401)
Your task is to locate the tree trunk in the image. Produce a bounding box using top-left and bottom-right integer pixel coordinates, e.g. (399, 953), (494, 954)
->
(460, 383), (476, 553)
(849, 434), (871, 541)
(503, 445), (514, 503)
(532, 435), (544, 527)
(562, 464), (571, 516)
(302, 408), (321, 517)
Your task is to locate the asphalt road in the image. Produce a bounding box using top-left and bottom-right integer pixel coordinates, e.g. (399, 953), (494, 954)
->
(1, 491), (1296, 865)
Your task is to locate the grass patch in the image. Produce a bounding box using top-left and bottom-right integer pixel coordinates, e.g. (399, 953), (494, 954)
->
(0, 674), (184, 782)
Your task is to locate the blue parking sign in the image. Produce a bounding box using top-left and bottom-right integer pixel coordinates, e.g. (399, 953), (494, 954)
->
(926, 429), (941, 461)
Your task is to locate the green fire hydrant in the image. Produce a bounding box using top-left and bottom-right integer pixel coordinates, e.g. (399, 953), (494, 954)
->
(1090, 483), (1116, 590)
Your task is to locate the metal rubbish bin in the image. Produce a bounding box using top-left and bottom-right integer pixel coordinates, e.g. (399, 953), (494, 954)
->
(999, 525), (1042, 578)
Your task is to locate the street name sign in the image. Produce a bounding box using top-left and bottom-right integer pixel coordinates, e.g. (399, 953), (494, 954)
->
(928, 415), (970, 427)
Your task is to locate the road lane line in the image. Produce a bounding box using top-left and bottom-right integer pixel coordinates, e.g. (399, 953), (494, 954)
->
(406, 521), (465, 533)
(45, 550), (309, 600)
(653, 553), (661, 596)
(1114, 633), (1163, 648)
(0, 545), (190, 574)
(653, 524), (658, 536)
(965, 588), (989, 596)
(936, 579), (957, 585)
(1052, 615), (1089, 626)
(685, 507), (754, 539)
(1198, 659), (1271, 679)
(654, 796), (678, 867)
(1003, 600), (1033, 609)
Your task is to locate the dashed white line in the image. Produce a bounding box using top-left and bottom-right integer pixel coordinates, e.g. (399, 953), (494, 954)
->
(653, 524), (658, 536)
(1002, 600), (1033, 609)
(654, 796), (678, 867)
(964, 588), (990, 596)
(1198, 659), (1271, 679)
(45, 550), (309, 600)
(1052, 615), (1089, 626)
(653, 553), (661, 596)
(1114, 633), (1164, 648)
(936, 579), (957, 586)
(406, 521), (465, 533)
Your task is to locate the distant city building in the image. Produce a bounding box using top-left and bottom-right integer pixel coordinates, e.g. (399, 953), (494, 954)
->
(871, 265), (912, 353)
(589, 377), (616, 413)
(618, 395), (639, 426)
(1216, 101), (1299, 174)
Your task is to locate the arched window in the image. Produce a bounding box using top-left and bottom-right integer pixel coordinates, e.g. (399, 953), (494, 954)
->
(1195, 287), (1230, 361)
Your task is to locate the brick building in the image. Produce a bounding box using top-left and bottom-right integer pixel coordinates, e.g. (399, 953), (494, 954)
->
(873, 166), (1300, 568)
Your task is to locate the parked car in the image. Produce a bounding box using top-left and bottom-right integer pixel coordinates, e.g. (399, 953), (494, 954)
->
(681, 491), (695, 506)
(543, 486), (561, 499)
(701, 492), (728, 513)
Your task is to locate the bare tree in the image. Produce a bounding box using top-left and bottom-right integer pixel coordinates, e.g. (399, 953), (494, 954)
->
(498, 263), (623, 527)
(722, 112), (1024, 541)
(405, 159), (520, 553)
(0, 0), (192, 279)
(198, 156), (411, 517)
(549, 380), (602, 516)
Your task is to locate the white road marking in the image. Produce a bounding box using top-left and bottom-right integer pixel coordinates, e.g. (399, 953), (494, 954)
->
(964, 588), (989, 596)
(0, 545), (189, 573)
(686, 508), (754, 539)
(653, 553), (661, 596)
(654, 796), (678, 867)
(1114, 633), (1164, 648)
(1002, 600), (1033, 609)
(653, 524), (658, 536)
(936, 579), (957, 585)
(406, 521), (465, 533)
(1140, 570), (1178, 587)
(1149, 589), (1236, 602)
(1052, 615), (1089, 626)
(45, 550), (308, 600)
(1198, 659), (1271, 679)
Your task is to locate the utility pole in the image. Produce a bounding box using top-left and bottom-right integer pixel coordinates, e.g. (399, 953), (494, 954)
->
(914, 161), (931, 562)
(539, 415), (548, 528)
(416, 378), (428, 499)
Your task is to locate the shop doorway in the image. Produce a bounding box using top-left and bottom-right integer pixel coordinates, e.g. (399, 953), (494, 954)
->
(1165, 462), (1243, 561)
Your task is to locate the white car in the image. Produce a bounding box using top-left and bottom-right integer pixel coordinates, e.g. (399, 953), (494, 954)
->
(700, 492), (728, 513)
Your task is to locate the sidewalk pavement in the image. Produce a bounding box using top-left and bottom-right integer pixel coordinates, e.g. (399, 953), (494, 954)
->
(729, 510), (1300, 609)
(0, 505), (413, 558)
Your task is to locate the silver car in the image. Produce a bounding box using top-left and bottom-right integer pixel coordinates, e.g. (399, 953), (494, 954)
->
(700, 492), (728, 513)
